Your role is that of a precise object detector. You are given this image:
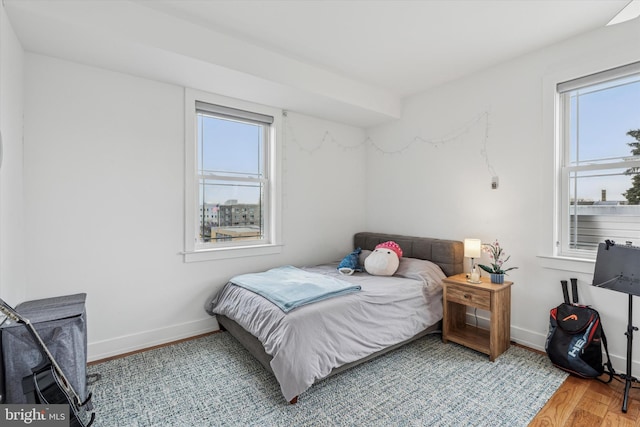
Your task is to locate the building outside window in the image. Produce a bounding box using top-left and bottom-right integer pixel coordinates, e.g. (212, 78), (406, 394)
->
(557, 61), (640, 258)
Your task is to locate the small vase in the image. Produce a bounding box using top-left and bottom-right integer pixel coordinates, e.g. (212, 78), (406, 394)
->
(490, 273), (505, 284)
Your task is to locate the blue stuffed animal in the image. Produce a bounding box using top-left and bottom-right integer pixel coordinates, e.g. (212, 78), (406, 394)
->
(337, 247), (363, 275)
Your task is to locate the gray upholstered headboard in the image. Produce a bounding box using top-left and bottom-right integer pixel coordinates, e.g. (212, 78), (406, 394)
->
(354, 232), (464, 277)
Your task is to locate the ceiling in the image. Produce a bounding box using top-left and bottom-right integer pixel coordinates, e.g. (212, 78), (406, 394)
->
(3, 0), (632, 127)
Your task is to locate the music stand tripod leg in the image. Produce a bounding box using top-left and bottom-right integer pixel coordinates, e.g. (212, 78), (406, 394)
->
(621, 294), (638, 413)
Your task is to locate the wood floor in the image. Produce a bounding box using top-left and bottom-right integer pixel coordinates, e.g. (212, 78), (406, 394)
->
(530, 374), (640, 426)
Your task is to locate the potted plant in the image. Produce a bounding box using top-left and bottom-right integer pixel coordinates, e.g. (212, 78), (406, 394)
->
(478, 240), (518, 284)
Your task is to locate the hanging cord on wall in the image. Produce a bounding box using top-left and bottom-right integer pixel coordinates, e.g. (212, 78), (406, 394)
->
(369, 111), (490, 155)
(283, 110), (363, 154)
(282, 109), (497, 177)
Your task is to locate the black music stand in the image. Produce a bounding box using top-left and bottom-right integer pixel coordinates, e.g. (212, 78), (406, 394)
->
(593, 240), (640, 413)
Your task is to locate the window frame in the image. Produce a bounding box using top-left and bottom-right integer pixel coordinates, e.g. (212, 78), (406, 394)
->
(183, 88), (282, 262)
(554, 62), (640, 260)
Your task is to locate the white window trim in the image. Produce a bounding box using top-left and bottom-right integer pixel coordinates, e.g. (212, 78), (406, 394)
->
(183, 88), (282, 262)
(541, 54), (640, 271)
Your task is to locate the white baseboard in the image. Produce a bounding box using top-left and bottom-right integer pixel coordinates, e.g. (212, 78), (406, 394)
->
(509, 324), (546, 352)
(88, 317), (220, 362)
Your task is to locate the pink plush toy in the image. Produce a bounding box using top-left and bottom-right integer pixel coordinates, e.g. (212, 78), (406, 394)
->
(364, 241), (403, 276)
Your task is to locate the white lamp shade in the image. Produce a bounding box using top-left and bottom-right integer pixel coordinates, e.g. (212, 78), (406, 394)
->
(464, 238), (482, 258)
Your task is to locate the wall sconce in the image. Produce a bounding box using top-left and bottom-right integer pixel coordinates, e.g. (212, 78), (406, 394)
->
(464, 238), (482, 283)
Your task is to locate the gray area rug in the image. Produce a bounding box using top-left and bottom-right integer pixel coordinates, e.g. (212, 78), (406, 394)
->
(87, 332), (567, 426)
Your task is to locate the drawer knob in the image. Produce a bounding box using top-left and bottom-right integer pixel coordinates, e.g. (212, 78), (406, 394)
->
(464, 294), (471, 299)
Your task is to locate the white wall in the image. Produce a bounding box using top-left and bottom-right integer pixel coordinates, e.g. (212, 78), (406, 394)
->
(365, 20), (640, 372)
(0, 4), (25, 304)
(22, 54), (366, 360)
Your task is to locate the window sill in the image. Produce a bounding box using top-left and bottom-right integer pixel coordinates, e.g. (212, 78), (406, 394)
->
(183, 244), (283, 262)
(537, 255), (595, 274)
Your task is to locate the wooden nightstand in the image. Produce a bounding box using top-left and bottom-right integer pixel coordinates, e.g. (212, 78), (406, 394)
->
(442, 273), (513, 361)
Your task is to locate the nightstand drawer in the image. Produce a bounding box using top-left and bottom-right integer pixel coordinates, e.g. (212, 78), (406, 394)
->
(446, 284), (490, 310)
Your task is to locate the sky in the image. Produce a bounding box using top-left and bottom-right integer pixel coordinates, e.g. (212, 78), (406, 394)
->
(571, 77), (640, 201)
(197, 114), (264, 206)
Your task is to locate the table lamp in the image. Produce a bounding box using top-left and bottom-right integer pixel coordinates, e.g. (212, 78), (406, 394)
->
(464, 238), (482, 283)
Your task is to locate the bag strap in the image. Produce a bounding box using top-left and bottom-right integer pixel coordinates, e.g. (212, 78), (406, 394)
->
(597, 327), (615, 384)
(561, 280), (570, 304)
(570, 278), (579, 303)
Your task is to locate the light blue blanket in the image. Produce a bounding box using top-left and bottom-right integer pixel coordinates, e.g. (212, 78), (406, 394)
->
(229, 266), (361, 312)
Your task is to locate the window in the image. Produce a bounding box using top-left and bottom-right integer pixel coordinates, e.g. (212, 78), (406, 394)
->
(184, 89), (281, 261)
(556, 62), (640, 258)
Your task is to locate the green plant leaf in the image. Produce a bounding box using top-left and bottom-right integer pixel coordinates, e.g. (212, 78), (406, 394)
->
(478, 264), (496, 274)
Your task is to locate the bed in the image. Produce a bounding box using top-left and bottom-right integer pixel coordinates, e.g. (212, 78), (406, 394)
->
(205, 232), (463, 403)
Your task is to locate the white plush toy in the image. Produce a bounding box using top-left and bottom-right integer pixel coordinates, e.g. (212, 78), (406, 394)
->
(364, 241), (403, 276)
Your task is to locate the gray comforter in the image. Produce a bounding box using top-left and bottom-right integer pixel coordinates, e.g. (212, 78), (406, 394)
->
(207, 262), (444, 402)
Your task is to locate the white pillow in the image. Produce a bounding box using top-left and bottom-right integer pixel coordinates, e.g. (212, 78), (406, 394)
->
(394, 257), (446, 297)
